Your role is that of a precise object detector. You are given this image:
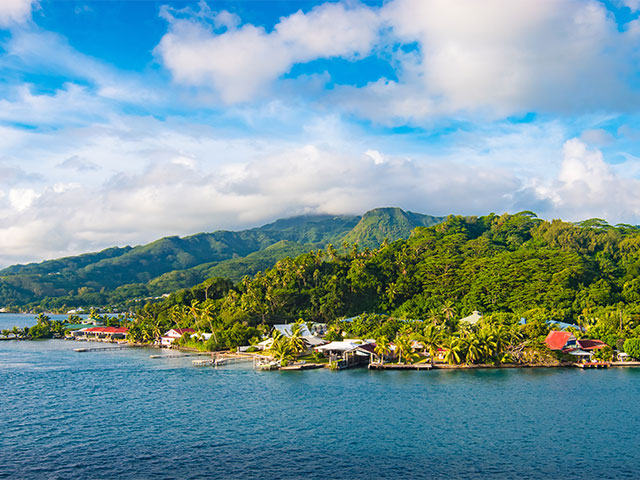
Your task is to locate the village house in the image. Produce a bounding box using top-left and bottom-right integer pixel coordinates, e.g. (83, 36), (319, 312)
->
(269, 323), (326, 350)
(161, 328), (196, 346)
(544, 330), (577, 351)
(545, 331), (608, 362)
(72, 326), (128, 341)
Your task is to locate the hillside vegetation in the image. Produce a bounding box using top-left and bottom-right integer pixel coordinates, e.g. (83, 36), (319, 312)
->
(0, 208), (442, 310)
(137, 212), (640, 336)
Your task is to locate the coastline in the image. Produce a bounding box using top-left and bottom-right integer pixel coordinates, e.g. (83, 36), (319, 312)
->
(13, 335), (640, 371)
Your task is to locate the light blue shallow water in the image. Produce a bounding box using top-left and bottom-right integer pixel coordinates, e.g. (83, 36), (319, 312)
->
(2, 314), (640, 479)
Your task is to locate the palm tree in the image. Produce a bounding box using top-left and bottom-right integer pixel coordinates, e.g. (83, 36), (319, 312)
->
(441, 301), (456, 321)
(269, 336), (294, 366)
(394, 335), (414, 364)
(443, 337), (465, 365)
(466, 333), (484, 364)
(427, 307), (441, 326)
(374, 336), (390, 364)
(287, 322), (306, 354)
(420, 324), (442, 366)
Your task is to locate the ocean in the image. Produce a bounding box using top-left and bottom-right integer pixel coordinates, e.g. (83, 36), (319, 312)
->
(1, 313), (639, 479)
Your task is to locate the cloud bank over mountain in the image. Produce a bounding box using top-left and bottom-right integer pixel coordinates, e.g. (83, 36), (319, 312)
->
(2, 0), (640, 266)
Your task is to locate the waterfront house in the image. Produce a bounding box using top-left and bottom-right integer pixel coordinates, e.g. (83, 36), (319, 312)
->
(161, 328), (196, 346)
(576, 339), (607, 351)
(544, 331), (577, 351)
(315, 339), (363, 357)
(72, 326), (128, 341)
(270, 324), (325, 351)
(342, 343), (378, 367)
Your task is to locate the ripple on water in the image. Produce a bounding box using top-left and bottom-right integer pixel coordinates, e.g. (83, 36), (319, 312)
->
(2, 340), (640, 479)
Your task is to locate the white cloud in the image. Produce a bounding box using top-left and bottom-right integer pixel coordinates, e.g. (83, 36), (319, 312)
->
(623, 0), (640, 12)
(337, 0), (640, 122)
(532, 138), (640, 222)
(2, 29), (161, 105)
(156, 2), (380, 103)
(8, 188), (39, 211)
(3, 110), (640, 268)
(0, 0), (35, 27)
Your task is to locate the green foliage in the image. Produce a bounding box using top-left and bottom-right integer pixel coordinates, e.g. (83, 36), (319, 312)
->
(623, 338), (640, 359)
(0, 209), (444, 310)
(593, 345), (613, 362)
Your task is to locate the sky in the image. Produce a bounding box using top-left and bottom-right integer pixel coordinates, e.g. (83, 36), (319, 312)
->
(3, 0), (640, 267)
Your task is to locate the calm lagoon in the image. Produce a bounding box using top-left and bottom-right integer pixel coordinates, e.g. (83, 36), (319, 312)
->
(1, 314), (640, 479)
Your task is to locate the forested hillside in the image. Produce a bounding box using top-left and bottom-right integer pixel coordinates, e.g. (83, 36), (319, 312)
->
(135, 212), (640, 344)
(0, 208), (442, 310)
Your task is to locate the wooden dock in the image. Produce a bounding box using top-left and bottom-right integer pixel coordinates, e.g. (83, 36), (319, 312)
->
(369, 363), (432, 370)
(149, 352), (210, 359)
(610, 361), (640, 368)
(279, 363), (325, 371)
(74, 346), (129, 352)
(574, 362), (609, 369)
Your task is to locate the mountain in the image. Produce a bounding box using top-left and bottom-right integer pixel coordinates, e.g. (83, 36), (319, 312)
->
(0, 208), (445, 310)
(342, 207), (443, 247)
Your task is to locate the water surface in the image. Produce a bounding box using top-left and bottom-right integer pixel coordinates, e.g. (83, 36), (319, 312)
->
(1, 319), (639, 479)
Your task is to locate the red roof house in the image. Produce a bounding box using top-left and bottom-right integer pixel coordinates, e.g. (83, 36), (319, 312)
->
(576, 339), (607, 350)
(545, 331), (577, 351)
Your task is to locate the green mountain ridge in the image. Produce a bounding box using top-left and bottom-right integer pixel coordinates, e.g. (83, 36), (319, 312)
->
(0, 208), (444, 310)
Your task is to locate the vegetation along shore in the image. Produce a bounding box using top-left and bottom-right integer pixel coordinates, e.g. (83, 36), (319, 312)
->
(5, 212), (640, 371)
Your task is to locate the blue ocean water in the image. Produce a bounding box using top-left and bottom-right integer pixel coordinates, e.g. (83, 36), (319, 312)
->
(2, 314), (640, 479)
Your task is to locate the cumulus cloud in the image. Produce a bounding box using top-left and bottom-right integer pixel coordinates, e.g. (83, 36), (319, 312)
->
(0, 0), (35, 27)
(154, 0), (640, 121)
(3, 105), (640, 268)
(156, 2), (380, 102)
(346, 0), (640, 121)
(551, 139), (640, 220)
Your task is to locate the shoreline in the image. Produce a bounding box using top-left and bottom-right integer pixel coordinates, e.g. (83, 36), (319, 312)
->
(9, 337), (640, 371)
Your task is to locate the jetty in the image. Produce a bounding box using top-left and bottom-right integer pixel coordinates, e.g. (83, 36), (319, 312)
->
(74, 346), (129, 352)
(192, 358), (225, 367)
(574, 362), (609, 369)
(369, 363), (433, 370)
(279, 363), (325, 371)
(149, 352), (209, 359)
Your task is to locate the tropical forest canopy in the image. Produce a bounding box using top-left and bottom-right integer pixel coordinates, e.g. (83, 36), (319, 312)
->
(0, 208), (443, 311)
(135, 212), (640, 343)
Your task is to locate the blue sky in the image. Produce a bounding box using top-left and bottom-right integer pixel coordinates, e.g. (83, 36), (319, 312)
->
(2, 0), (640, 266)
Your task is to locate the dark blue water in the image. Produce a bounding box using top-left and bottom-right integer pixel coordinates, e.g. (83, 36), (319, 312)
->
(2, 314), (640, 479)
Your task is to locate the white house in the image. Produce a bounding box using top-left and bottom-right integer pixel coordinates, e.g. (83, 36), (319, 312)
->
(161, 328), (195, 346)
(460, 310), (482, 325)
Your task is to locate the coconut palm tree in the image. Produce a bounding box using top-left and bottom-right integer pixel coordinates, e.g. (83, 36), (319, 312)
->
(287, 322), (306, 354)
(394, 335), (414, 364)
(269, 335), (294, 366)
(420, 324), (442, 366)
(427, 307), (441, 327)
(374, 336), (390, 364)
(441, 301), (456, 322)
(443, 337), (465, 365)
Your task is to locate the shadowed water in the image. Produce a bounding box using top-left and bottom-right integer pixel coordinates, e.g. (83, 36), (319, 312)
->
(1, 314), (640, 479)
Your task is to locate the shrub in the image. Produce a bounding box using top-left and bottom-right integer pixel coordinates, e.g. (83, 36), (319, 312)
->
(623, 338), (640, 360)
